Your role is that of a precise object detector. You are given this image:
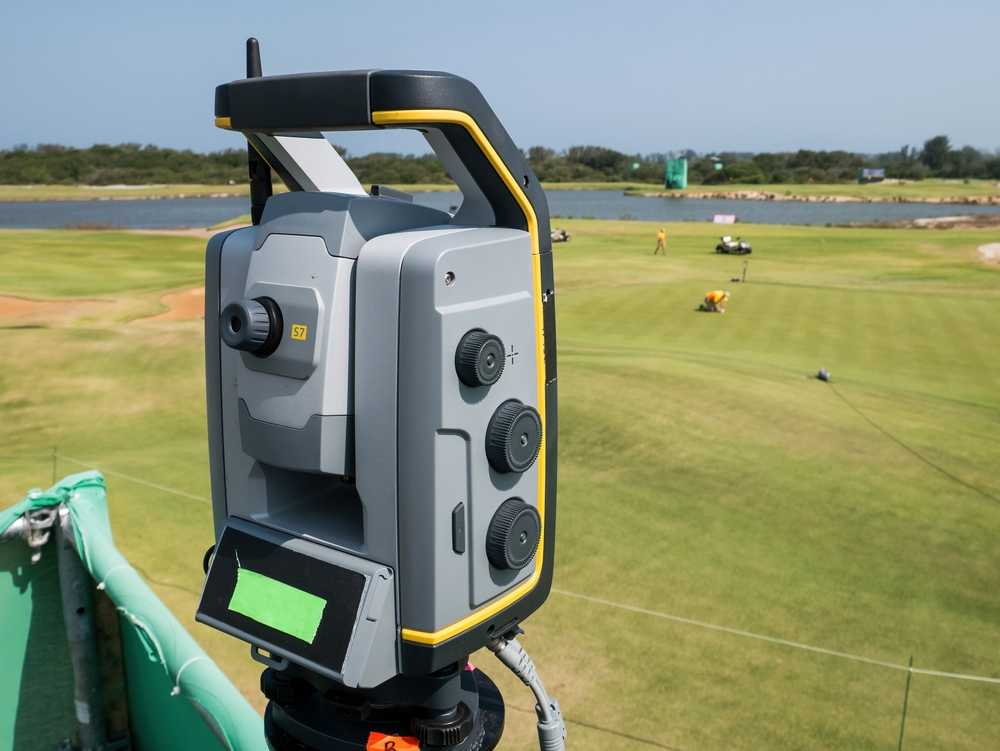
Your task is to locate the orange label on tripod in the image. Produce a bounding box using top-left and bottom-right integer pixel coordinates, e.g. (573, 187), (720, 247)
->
(366, 732), (420, 751)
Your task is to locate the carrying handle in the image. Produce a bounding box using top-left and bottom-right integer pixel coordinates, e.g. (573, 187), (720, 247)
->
(215, 66), (551, 254)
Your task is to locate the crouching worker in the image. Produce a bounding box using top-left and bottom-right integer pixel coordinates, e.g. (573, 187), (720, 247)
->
(702, 289), (730, 313)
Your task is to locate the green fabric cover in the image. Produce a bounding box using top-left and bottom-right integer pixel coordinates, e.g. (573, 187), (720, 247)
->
(665, 158), (688, 189)
(0, 471), (267, 751)
(0, 533), (77, 749)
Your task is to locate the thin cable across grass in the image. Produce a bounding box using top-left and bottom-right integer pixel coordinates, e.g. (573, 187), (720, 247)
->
(55, 453), (211, 503)
(553, 589), (1000, 684)
(130, 562), (203, 597)
(825, 383), (1000, 505)
(1, 451), (211, 503)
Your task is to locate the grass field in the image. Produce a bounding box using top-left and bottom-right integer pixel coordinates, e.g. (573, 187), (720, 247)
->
(3, 177), (997, 203)
(1, 220), (999, 750)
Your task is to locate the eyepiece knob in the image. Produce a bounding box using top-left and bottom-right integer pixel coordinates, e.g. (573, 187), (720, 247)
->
(455, 329), (504, 387)
(486, 498), (541, 570)
(220, 297), (282, 357)
(486, 400), (542, 474)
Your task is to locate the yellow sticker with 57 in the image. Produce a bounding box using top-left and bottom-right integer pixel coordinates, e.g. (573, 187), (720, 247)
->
(291, 324), (308, 341)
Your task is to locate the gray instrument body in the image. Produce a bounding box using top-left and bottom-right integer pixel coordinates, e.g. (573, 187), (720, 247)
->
(201, 189), (541, 687)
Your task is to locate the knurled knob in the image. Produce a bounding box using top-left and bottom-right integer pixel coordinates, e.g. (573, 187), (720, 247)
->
(486, 400), (542, 473)
(455, 329), (505, 387)
(486, 498), (541, 570)
(410, 703), (474, 747)
(260, 669), (314, 709)
(220, 296), (283, 357)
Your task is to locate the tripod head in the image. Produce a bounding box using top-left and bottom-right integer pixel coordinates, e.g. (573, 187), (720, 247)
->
(196, 39), (560, 751)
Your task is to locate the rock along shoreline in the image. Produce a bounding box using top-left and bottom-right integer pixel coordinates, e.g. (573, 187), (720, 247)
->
(633, 190), (1000, 206)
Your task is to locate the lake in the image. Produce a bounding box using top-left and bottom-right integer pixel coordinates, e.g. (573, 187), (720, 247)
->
(1, 191), (998, 229)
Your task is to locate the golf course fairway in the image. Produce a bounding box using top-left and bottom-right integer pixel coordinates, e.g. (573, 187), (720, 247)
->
(1, 220), (998, 750)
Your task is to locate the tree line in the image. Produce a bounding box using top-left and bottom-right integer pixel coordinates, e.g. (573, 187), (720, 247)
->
(2, 136), (997, 187)
(528, 137), (1000, 184)
(677, 136), (1000, 184)
(0, 143), (449, 187)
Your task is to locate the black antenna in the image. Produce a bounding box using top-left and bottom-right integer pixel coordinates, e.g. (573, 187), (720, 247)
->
(246, 37), (272, 225)
(247, 37), (263, 78)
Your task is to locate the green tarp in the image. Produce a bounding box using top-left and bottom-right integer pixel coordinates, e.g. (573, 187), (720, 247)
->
(665, 158), (688, 189)
(0, 471), (267, 751)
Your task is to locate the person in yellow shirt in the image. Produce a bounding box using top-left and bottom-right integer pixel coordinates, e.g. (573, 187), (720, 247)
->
(654, 228), (666, 255)
(702, 290), (729, 313)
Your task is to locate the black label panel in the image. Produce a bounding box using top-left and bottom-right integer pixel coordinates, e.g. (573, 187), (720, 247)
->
(198, 526), (366, 674)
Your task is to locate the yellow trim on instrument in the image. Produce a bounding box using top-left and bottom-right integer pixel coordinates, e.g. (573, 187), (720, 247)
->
(373, 109), (548, 646)
(215, 117), (233, 130)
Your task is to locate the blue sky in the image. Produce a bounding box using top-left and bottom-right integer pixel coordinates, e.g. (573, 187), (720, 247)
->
(3, 0), (998, 157)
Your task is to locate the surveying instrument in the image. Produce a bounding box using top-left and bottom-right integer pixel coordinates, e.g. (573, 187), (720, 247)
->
(196, 40), (564, 751)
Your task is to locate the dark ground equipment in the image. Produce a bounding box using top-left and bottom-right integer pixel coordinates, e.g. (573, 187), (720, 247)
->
(715, 235), (752, 255)
(731, 260), (748, 283)
(196, 40), (564, 751)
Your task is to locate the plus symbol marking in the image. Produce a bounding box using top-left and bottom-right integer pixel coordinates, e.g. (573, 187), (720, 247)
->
(507, 344), (519, 364)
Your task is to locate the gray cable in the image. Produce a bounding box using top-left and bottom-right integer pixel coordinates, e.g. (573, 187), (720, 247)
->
(488, 635), (566, 751)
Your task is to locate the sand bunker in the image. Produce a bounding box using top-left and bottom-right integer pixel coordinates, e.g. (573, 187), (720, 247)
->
(0, 288), (206, 326)
(978, 243), (1000, 263)
(0, 295), (111, 325)
(0, 296), (59, 316)
(143, 287), (205, 321)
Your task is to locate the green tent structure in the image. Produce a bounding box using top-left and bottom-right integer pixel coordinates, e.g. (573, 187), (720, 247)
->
(0, 470), (267, 751)
(665, 158), (688, 190)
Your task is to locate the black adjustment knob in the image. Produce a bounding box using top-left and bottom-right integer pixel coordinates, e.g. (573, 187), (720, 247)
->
(455, 329), (504, 387)
(486, 499), (541, 570)
(220, 296), (282, 358)
(486, 400), (542, 473)
(260, 669), (315, 709)
(410, 703), (474, 747)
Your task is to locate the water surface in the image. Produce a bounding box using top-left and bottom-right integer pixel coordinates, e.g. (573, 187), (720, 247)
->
(1, 191), (997, 229)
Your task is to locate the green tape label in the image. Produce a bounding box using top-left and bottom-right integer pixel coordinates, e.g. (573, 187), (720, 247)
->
(228, 552), (326, 644)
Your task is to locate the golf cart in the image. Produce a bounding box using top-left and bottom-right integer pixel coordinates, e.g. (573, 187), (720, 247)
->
(715, 235), (752, 254)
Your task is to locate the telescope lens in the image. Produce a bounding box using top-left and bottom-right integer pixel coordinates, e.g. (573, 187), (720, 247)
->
(220, 297), (283, 357)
